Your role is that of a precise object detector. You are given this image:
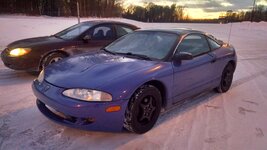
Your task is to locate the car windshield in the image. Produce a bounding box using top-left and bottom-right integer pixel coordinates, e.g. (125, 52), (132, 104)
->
(54, 23), (92, 40)
(105, 31), (179, 60)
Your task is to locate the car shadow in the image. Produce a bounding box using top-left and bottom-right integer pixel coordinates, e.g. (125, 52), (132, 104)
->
(157, 90), (218, 127)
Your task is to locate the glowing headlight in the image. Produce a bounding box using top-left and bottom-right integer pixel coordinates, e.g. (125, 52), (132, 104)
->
(37, 70), (44, 83)
(9, 48), (31, 57)
(63, 89), (112, 102)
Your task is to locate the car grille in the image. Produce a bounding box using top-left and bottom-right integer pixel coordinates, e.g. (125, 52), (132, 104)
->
(45, 104), (95, 125)
(46, 105), (77, 123)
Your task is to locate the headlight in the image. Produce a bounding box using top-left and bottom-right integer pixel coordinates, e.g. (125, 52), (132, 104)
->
(37, 70), (44, 83)
(9, 48), (31, 57)
(63, 89), (112, 102)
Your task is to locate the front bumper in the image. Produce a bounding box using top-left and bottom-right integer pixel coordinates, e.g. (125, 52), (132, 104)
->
(1, 48), (39, 71)
(32, 80), (128, 132)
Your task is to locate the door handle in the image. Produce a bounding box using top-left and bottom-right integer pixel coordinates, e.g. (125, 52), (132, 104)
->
(211, 57), (216, 63)
(209, 53), (217, 63)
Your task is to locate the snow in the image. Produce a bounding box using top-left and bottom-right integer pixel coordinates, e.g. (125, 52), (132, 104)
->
(1, 15), (267, 150)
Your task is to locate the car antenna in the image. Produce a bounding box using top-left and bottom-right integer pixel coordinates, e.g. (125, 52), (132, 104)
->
(227, 10), (233, 45)
(77, 1), (80, 24)
(227, 23), (233, 44)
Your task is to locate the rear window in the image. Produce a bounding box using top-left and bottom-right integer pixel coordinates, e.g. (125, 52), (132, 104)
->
(115, 25), (134, 37)
(207, 38), (221, 50)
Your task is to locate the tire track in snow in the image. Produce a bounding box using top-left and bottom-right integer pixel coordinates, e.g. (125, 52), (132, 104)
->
(238, 56), (267, 61)
(231, 69), (267, 89)
(203, 94), (229, 150)
(187, 106), (206, 150)
(0, 69), (35, 86)
(0, 117), (14, 149)
(0, 69), (33, 79)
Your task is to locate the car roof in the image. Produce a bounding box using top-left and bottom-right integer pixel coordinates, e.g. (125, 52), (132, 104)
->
(80, 20), (138, 28)
(137, 28), (205, 36)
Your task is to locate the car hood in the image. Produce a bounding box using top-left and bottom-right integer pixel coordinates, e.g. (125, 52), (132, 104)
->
(7, 36), (64, 49)
(44, 52), (158, 88)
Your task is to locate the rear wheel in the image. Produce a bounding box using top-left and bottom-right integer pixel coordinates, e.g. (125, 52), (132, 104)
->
(41, 52), (66, 69)
(124, 85), (162, 134)
(216, 63), (234, 93)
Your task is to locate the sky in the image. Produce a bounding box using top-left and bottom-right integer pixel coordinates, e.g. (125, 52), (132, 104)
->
(122, 0), (267, 19)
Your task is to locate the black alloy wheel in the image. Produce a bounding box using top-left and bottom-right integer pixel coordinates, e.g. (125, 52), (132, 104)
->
(124, 85), (162, 134)
(216, 63), (235, 93)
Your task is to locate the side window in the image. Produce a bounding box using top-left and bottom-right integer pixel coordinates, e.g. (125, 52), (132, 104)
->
(115, 25), (134, 37)
(207, 38), (221, 50)
(177, 34), (210, 57)
(92, 25), (114, 40)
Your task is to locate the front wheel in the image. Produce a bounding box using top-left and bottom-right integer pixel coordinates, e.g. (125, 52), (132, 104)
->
(41, 52), (66, 69)
(216, 63), (235, 93)
(124, 85), (162, 134)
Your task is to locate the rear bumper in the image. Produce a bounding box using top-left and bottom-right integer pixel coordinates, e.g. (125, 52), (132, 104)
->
(32, 80), (128, 132)
(1, 48), (39, 71)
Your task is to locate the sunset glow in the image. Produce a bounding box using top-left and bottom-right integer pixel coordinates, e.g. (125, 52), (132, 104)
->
(122, 0), (267, 19)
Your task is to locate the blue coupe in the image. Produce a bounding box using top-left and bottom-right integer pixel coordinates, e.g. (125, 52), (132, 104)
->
(32, 29), (237, 134)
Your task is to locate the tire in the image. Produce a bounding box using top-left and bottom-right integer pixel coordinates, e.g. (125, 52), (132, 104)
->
(216, 63), (235, 93)
(26, 71), (40, 76)
(124, 85), (162, 134)
(41, 52), (67, 69)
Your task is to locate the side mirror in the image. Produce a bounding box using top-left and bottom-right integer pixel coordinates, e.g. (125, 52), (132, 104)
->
(83, 35), (91, 42)
(174, 52), (193, 61)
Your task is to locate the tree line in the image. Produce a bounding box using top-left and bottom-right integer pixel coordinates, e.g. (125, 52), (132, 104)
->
(0, 0), (184, 22)
(0, 0), (267, 23)
(122, 3), (185, 22)
(223, 5), (267, 23)
(0, 0), (122, 17)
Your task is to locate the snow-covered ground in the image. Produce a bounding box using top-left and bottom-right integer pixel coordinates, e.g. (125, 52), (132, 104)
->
(0, 15), (267, 150)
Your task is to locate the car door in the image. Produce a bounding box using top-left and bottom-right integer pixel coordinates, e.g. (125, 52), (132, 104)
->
(75, 24), (116, 53)
(206, 36), (225, 80)
(172, 34), (217, 103)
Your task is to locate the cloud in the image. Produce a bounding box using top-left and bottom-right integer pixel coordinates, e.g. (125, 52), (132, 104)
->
(137, 0), (258, 12)
(124, 0), (267, 19)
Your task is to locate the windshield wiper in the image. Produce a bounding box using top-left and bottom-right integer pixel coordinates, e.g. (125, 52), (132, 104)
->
(101, 48), (116, 55)
(118, 52), (151, 60)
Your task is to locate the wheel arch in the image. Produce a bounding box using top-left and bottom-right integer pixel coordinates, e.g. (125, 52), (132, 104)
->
(39, 50), (70, 70)
(228, 60), (236, 70)
(123, 79), (167, 133)
(139, 80), (167, 109)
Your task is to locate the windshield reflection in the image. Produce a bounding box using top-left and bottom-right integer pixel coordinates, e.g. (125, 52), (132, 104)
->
(105, 31), (179, 60)
(54, 23), (92, 40)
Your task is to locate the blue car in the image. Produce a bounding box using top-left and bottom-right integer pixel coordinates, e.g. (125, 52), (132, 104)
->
(32, 29), (237, 134)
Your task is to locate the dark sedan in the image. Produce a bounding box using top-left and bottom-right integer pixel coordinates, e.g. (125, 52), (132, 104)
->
(1, 21), (138, 71)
